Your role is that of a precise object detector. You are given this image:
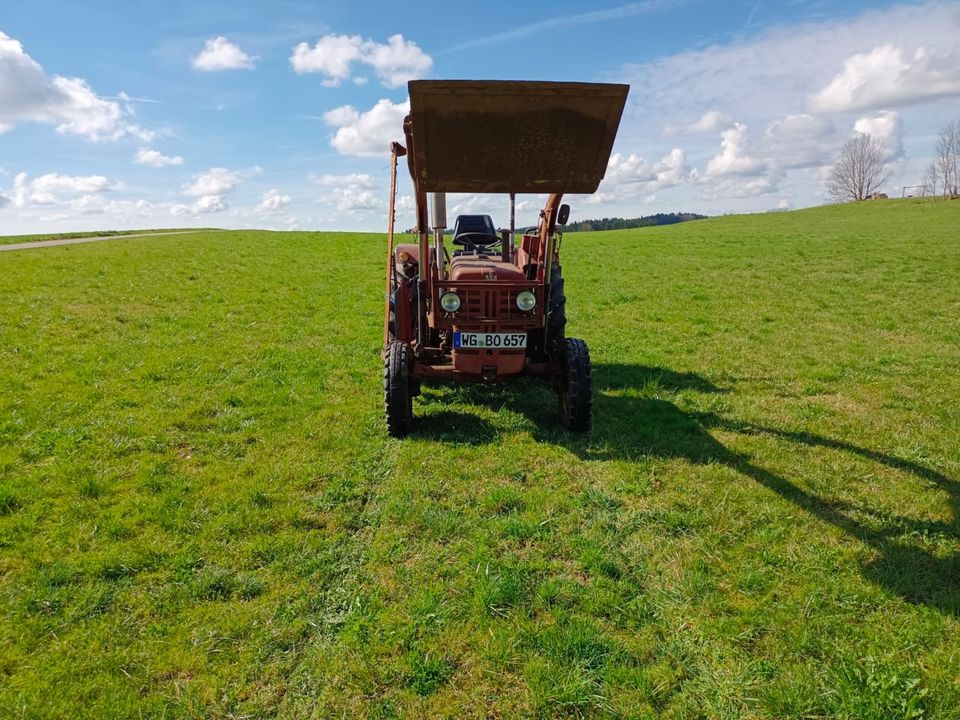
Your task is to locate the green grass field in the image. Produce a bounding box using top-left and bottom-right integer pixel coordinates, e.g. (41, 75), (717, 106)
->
(1, 199), (958, 718)
(0, 228), (217, 246)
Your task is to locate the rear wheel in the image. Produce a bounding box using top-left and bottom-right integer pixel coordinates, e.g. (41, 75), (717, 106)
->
(559, 337), (591, 432)
(384, 341), (413, 437)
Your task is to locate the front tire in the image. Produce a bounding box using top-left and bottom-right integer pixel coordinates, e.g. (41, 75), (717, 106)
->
(559, 338), (591, 432)
(546, 265), (567, 356)
(384, 341), (413, 437)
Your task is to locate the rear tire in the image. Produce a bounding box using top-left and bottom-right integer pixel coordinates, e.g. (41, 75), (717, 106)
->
(384, 341), (413, 437)
(559, 338), (591, 432)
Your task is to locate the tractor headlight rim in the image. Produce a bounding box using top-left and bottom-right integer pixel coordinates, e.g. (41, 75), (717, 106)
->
(516, 290), (537, 311)
(440, 291), (461, 313)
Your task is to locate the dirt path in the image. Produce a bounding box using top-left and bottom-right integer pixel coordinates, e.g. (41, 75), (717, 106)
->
(0, 230), (219, 252)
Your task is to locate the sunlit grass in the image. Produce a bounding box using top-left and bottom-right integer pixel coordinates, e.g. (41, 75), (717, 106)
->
(0, 228), (215, 245)
(1, 199), (958, 718)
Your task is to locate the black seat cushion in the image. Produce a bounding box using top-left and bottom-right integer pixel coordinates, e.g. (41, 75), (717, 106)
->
(452, 214), (497, 244)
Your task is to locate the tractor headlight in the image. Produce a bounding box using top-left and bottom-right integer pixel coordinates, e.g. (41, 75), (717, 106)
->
(440, 291), (461, 313)
(516, 290), (537, 312)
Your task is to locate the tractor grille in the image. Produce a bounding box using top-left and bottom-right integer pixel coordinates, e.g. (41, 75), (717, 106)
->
(457, 288), (530, 321)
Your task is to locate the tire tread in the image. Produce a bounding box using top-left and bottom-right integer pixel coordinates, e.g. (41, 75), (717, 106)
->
(383, 341), (412, 437)
(560, 337), (592, 432)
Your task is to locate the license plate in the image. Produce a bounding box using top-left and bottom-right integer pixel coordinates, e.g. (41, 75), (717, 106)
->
(453, 332), (527, 349)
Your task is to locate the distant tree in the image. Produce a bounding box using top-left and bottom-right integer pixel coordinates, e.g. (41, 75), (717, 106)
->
(825, 134), (891, 202)
(564, 212), (706, 233)
(933, 120), (960, 197)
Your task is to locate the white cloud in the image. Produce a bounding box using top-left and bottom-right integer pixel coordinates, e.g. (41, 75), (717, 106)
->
(576, 149), (690, 207)
(603, 148), (689, 194)
(191, 37), (257, 71)
(0, 31), (153, 141)
(71, 194), (111, 214)
(811, 44), (960, 113)
(8, 171), (121, 208)
(607, 2), (960, 208)
(182, 167), (242, 197)
(174, 166), (254, 218)
(31, 173), (113, 194)
(763, 113), (837, 169)
(324, 98), (409, 157)
(0, 190), (10, 209)
(135, 147), (184, 167)
(257, 188), (292, 211)
(290, 34), (363, 85)
(312, 172), (376, 188)
(670, 110), (732, 135)
(706, 123), (767, 176)
(193, 194), (228, 213)
(699, 173), (781, 200)
(854, 110), (903, 160)
(327, 187), (381, 211)
(322, 105), (360, 126)
(316, 173), (383, 212)
(619, 3), (960, 127)
(689, 110), (732, 133)
(13, 172), (27, 207)
(171, 194), (228, 217)
(362, 34), (433, 89)
(448, 194), (502, 216)
(291, 33), (431, 88)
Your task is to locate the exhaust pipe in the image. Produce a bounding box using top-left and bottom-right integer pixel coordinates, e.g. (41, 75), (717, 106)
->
(504, 192), (515, 262)
(431, 192), (446, 278)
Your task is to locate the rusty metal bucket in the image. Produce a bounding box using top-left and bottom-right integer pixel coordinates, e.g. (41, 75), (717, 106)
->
(407, 80), (629, 194)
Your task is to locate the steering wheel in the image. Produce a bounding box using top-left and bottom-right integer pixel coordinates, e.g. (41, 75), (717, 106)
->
(453, 231), (501, 250)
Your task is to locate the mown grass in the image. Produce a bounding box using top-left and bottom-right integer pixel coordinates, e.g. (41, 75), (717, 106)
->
(1, 198), (958, 718)
(0, 228), (217, 245)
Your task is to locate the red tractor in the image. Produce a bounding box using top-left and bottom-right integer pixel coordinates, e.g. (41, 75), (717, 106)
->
(383, 80), (629, 437)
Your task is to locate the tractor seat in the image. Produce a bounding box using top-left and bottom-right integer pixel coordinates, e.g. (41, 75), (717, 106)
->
(452, 214), (498, 247)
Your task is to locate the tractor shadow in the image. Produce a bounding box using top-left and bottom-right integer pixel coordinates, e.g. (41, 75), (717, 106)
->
(411, 409), (498, 444)
(415, 364), (960, 614)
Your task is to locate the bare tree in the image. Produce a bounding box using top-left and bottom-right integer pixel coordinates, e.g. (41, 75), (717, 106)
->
(923, 160), (939, 197)
(825, 134), (891, 202)
(933, 120), (959, 197)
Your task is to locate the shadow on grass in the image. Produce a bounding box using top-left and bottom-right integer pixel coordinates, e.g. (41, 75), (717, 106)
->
(413, 364), (959, 615)
(412, 410), (497, 444)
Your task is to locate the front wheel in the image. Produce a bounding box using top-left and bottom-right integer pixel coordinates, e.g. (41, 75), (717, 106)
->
(384, 341), (413, 437)
(559, 338), (592, 432)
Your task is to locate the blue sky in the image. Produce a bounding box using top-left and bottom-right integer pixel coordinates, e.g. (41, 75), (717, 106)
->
(2, 0), (959, 233)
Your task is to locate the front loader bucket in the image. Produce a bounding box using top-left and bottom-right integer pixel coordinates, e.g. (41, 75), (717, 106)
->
(407, 80), (629, 194)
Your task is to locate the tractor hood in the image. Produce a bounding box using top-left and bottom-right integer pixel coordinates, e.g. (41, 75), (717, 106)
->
(449, 256), (527, 283)
(406, 80), (629, 194)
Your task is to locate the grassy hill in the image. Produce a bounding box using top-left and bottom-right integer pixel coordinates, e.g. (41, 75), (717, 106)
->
(1, 198), (958, 718)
